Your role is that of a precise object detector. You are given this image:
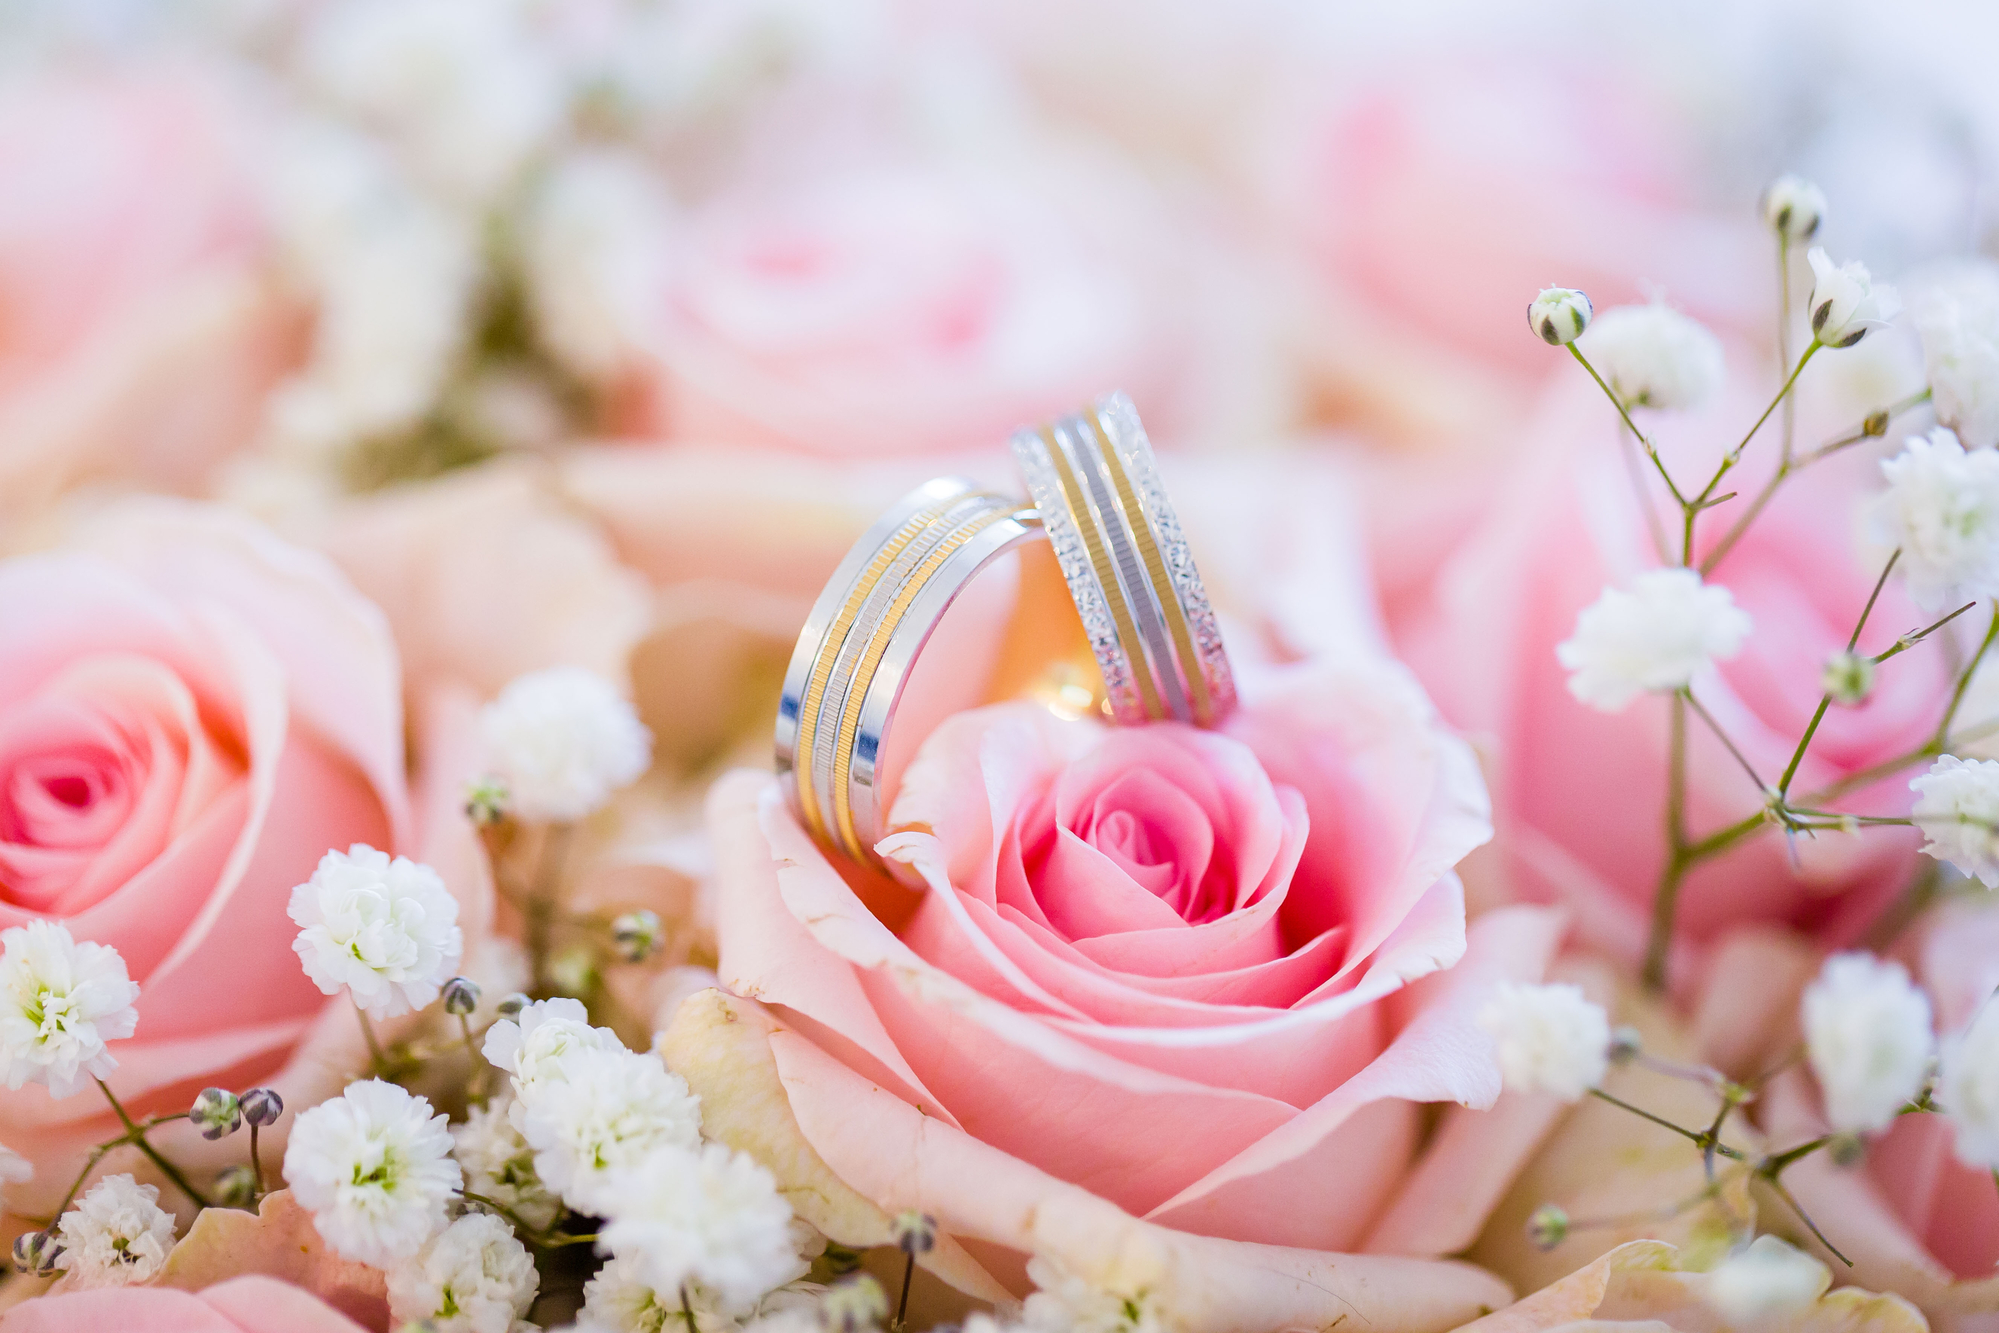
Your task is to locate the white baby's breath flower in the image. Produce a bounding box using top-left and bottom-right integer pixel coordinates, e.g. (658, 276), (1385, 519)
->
(479, 667), (653, 823)
(452, 1095), (561, 1233)
(514, 1046), (702, 1213)
(1556, 569), (1752, 712)
(1527, 287), (1592, 346)
(284, 1079), (463, 1267)
(577, 1250), (816, 1333)
(1913, 263), (1999, 449)
(52, 1174), (178, 1289)
(289, 845), (464, 1019)
(1937, 1000), (1999, 1167)
(1762, 175), (1826, 242)
(1808, 246), (1900, 349)
(1802, 953), (1934, 1133)
(387, 1210), (538, 1333)
(302, 0), (561, 206)
(596, 1143), (799, 1316)
(1477, 982), (1611, 1101)
(481, 996), (623, 1090)
(263, 119), (480, 458)
(1577, 303), (1724, 410)
(524, 150), (673, 381)
(1023, 1254), (1174, 1333)
(1703, 1236), (1828, 1325)
(1873, 427), (1999, 613)
(0, 920), (140, 1098)
(1911, 754), (1999, 886)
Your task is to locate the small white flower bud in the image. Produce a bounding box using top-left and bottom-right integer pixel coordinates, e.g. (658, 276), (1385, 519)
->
(1821, 650), (1875, 706)
(240, 1087), (284, 1128)
(496, 992), (531, 1020)
(463, 777), (510, 828)
(1607, 1025), (1643, 1064)
(891, 1209), (938, 1255)
(824, 1272), (890, 1332)
(611, 909), (662, 963)
(1703, 1236), (1827, 1324)
(192, 1088), (242, 1140)
(215, 1164), (258, 1209)
(1808, 247), (1899, 349)
(1529, 287), (1593, 345)
(1526, 1203), (1569, 1251)
(441, 977), (480, 1016)
(1829, 1133), (1867, 1168)
(1762, 175), (1827, 242)
(12, 1229), (60, 1275)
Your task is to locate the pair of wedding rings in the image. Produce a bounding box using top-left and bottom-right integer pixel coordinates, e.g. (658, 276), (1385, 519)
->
(775, 393), (1236, 874)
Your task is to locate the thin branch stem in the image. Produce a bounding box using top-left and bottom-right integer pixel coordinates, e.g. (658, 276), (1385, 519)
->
(1936, 605), (1999, 745)
(1569, 345), (1689, 505)
(897, 1248), (917, 1331)
(1776, 551), (1899, 800)
(1778, 235), (1795, 464)
(1620, 419), (1672, 564)
(1683, 691), (1769, 796)
(1643, 694), (1691, 991)
(1763, 1173), (1853, 1267)
(1875, 601), (1978, 665)
(94, 1078), (209, 1209)
(527, 823), (574, 993)
(249, 1122), (265, 1199)
(353, 999), (387, 1077)
(1588, 1087), (1746, 1159)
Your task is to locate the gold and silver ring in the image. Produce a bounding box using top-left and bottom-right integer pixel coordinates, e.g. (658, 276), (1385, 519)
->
(776, 394), (1236, 873)
(1009, 392), (1236, 728)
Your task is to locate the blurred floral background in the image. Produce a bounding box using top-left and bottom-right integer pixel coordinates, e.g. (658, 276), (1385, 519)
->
(6, 0), (1999, 1322)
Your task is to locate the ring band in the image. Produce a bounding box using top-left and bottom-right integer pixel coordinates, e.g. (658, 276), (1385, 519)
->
(776, 478), (1042, 868)
(1010, 392), (1236, 728)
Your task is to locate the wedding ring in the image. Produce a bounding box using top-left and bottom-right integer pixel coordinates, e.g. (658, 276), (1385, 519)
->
(776, 478), (1042, 868)
(1010, 392), (1237, 728)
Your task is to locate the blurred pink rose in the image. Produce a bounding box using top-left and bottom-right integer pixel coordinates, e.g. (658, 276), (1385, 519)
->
(624, 158), (1201, 458)
(0, 1275), (366, 1333)
(702, 617), (1567, 1294)
(1383, 374), (1944, 970)
(0, 501), (411, 1212)
(0, 64), (296, 516)
(1258, 56), (1761, 441)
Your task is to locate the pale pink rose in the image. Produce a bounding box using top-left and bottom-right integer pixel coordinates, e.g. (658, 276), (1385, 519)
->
(0, 64), (297, 518)
(1257, 55), (1761, 441)
(699, 609), (1569, 1300)
(0, 1275), (367, 1333)
(616, 156), (1210, 458)
(0, 500), (414, 1213)
(1382, 373), (1945, 969)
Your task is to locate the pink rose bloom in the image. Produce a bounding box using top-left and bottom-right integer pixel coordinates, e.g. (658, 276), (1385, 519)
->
(702, 597), (1568, 1303)
(0, 64), (295, 516)
(620, 157), (1199, 459)
(0, 1275), (366, 1333)
(0, 501), (412, 1211)
(1383, 375), (1943, 967)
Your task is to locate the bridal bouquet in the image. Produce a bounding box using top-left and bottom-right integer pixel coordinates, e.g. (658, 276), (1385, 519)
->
(1, 2), (1997, 1332)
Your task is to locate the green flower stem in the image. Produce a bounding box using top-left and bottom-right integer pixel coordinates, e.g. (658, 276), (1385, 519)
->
(1568, 345), (1689, 505)
(94, 1078), (210, 1209)
(1588, 1087), (1745, 1161)
(526, 822), (573, 994)
(353, 998), (388, 1078)
(1642, 694), (1692, 991)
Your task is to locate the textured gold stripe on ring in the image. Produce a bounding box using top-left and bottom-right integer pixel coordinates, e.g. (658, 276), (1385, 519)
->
(791, 500), (956, 842)
(1087, 410), (1214, 725)
(1042, 425), (1166, 721)
(831, 502), (1020, 858)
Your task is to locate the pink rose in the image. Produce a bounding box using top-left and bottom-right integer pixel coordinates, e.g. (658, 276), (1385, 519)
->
(0, 64), (296, 517)
(0, 1275), (366, 1333)
(0, 501), (412, 1211)
(1257, 55), (1761, 441)
(1382, 376), (1944, 965)
(687, 603), (1567, 1312)
(619, 155), (1213, 458)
